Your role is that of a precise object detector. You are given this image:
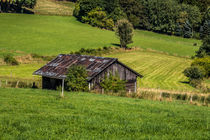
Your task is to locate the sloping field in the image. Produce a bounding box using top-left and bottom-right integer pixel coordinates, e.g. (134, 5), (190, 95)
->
(0, 50), (198, 92)
(108, 50), (196, 92)
(0, 88), (209, 139)
(0, 14), (201, 57)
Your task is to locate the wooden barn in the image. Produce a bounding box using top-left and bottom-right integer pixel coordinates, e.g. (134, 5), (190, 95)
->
(33, 54), (143, 92)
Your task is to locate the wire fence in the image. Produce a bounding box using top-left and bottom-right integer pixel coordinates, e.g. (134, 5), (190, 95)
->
(0, 77), (42, 89)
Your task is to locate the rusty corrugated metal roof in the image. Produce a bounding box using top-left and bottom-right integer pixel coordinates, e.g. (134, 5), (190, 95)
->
(33, 54), (117, 81)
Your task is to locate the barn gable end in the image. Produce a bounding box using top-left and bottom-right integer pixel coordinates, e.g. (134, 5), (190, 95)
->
(90, 62), (139, 92)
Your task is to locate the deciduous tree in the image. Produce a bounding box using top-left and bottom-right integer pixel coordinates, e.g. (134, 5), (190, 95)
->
(115, 19), (134, 49)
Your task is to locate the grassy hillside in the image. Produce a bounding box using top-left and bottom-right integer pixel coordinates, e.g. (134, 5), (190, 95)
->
(0, 14), (201, 57)
(108, 50), (195, 91)
(0, 88), (209, 139)
(0, 50), (197, 92)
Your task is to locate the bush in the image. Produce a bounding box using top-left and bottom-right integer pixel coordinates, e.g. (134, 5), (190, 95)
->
(31, 53), (54, 61)
(183, 66), (205, 80)
(100, 72), (126, 93)
(0, 0), (36, 13)
(192, 94), (199, 101)
(81, 7), (114, 30)
(181, 94), (188, 100)
(31, 53), (41, 58)
(3, 55), (19, 65)
(172, 94), (182, 100)
(172, 93), (188, 101)
(189, 79), (202, 87)
(206, 95), (210, 104)
(162, 92), (170, 98)
(200, 96), (205, 103)
(70, 47), (112, 56)
(191, 57), (210, 77)
(66, 65), (88, 92)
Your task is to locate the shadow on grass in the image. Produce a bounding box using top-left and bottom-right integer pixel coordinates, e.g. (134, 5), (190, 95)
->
(180, 81), (190, 84)
(111, 43), (121, 47)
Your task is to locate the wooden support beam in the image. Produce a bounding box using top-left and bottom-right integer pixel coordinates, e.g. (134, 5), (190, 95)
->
(61, 79), (64, 97)
(88, 82), (91, 91)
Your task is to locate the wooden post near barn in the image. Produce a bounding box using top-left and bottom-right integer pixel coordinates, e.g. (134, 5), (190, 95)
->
(61, 78), (65, 97)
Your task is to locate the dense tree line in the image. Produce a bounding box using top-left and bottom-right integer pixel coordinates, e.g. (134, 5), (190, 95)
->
(74, 0), (210, 38)
(0, 0), (36, 13)
(175, 0), (210, 13)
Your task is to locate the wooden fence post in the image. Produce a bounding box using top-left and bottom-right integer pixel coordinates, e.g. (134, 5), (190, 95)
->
(0, 80), (1, 87)
(190, 95), (193, 103)
(160, 92), (162, 101)
(16, 81), (19, 88)
(61, 79), (64, 97)
(6, 80), (7, 86)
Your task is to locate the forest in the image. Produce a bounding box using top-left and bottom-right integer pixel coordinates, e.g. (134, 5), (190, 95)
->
(73, 0), (210, 38)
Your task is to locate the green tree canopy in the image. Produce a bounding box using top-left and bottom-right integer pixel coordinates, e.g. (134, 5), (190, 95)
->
(66, 65), (88, 92)
(115, 19), (134, 49)
(196, 35), (210, 58)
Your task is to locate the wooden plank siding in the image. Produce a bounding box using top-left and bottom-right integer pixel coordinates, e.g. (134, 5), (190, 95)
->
(90, 62), (137, 92)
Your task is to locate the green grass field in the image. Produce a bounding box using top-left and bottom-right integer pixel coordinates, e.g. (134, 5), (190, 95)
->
(0, 88), (209, 139)
(0, 63), (44, 80)
(0, 13), (201, 57)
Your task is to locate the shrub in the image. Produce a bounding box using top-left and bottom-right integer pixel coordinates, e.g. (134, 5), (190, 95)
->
(181, 94), (188, 100)
(172, 93), (188, 101)
(172, 94), (182, 100)
(206, 95), (210, 104)
(100, 72), (126, 93)
(70, 47), (112, 56)
(192, 94), (199, 101)
(81, 7), (114, 30)
(191, 57), (210, 77)
(0, 0), (36, 13)
(66, 65), (88, 92)
(73, 2), (80, 17)
(183, 66), (205, 80)
(189, 79), (202, 87)
(31, 53), (41, 58)
(3, 54), (19, 65)
(138, 91), (157, 100)
(200, 96), (205, 103)
(162, 92), (170, 98)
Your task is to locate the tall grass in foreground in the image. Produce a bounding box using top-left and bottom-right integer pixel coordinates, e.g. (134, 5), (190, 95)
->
(0, 88), (209, 139)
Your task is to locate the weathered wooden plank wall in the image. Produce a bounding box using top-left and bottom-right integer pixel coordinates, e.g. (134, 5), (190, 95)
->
(90, 62), (138, 92)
